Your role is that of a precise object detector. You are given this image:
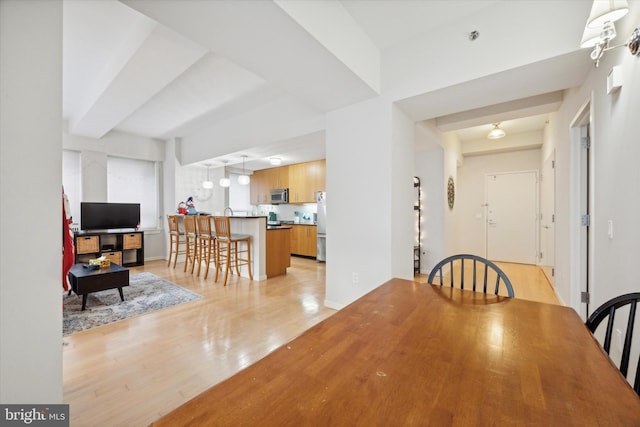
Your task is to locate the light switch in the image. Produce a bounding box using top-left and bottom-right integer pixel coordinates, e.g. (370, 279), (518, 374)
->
(607, 65), (622, 94)
(608, 220), (614, 239)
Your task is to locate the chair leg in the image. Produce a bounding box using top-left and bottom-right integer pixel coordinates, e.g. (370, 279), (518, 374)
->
(246, 239), (253, 280)
(234, 242), (241, 276)
(196, 238), (203, 277)
(184, 238), (190, 272)
(189, 238), (198, 274)
(223, 241), (231, 286)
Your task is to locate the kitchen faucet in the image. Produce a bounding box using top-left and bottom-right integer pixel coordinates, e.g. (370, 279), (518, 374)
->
(224, 207), (234, 216)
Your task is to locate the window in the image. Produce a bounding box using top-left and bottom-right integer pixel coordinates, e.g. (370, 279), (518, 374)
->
(107, 156), (159, 230)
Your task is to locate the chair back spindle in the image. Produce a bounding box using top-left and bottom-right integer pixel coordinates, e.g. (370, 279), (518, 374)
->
(427, 254), (514, 298)
(586, 293), (640, 395)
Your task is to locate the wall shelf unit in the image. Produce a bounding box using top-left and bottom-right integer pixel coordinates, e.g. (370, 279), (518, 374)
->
(74, 230), (144, 267)
(414, 176), (422, 275)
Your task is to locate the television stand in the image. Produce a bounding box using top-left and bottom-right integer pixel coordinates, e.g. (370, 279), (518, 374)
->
(74, 229), (144, 267)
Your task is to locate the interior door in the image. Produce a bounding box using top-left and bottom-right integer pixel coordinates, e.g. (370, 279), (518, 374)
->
(540, 152), (555, 285)
(486, 172), (538, 264)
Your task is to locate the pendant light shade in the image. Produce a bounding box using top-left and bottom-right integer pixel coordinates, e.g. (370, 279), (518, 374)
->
(238, 155), (250, 185)
(202, 164), (213, 189)
(487, 123), (506, 140)
(587, 0), (629, 28)
(219, 160), (230, 188)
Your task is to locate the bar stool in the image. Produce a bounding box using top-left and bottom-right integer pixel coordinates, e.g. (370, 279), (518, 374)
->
(196, 215), (216, 279)
(166, 215), (186, 268)
(212, 216), (253, 286)
(183, 215), (199, 274)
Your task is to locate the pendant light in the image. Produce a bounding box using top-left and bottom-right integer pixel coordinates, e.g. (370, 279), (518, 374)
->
(219, 160), (230, 187)
(238, 155), (250, 185)
(202, 164), (213, 189)
(487, 123), (506, 140)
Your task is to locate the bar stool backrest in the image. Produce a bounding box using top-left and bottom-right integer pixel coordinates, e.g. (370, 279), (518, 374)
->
(213, 216), (231, 240)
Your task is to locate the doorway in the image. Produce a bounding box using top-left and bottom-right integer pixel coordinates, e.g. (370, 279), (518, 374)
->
(570, 100), (593, 320)
(485, 171), (538, 264)
(540, 151), (555, 285)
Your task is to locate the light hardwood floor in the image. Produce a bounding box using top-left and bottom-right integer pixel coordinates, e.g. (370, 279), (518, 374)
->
(63, 258), (559, 426)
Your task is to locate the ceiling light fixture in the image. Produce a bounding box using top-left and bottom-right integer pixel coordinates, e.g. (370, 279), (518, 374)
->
(487, 123), (506, 140)
(270, 157), (282, 166)
(238, 155), (250, 186)
(219, 160), (230, 187)
(202, 164), (213, 189)
(579, 0), (638, 67)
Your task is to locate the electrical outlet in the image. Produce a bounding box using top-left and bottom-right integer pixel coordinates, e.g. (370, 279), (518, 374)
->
(352, 272), (359, 284)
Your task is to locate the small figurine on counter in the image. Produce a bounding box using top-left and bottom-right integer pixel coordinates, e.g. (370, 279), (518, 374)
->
(186, 196), (198, 215)
(177, 201), (187, 215)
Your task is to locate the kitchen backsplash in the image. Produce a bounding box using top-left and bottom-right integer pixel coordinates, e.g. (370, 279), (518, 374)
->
(256, 203), (317, 223)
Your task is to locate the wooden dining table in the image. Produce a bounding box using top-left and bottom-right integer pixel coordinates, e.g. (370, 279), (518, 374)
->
(150, 278), (640, 426)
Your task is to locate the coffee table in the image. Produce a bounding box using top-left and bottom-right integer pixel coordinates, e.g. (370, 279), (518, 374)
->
(68, 263), (130, 310)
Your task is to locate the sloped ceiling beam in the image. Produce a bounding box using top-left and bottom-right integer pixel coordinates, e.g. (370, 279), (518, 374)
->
(122, 0), (378, 113)
(69, 24), (207, 139)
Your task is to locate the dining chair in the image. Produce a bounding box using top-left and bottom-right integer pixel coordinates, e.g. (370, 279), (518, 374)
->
(212, 216), (253, 286)
(427, 254), (515, 298)
(166, 215), (186, 268)
(586, 292), (640, 395)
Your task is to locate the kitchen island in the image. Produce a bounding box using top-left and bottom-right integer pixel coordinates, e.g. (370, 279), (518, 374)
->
(266, 226), (291, 278)
(227, 216), (267, 281)
(175, 215), (290, 281)
(228, 216), (293, 280)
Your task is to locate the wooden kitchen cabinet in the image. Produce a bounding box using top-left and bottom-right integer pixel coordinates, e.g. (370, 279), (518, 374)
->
(266, 227), (291, 277)
(250, 169), (269, 205)
(266, 166), (289, 189)
(289, 160), (325, 203)
(251, 166), (289, 204)
(252, 160), (325, 205)
(290, 225), (317, 257)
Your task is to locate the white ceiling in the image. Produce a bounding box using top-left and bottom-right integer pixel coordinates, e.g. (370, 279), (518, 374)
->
(63, 0), (594, 170)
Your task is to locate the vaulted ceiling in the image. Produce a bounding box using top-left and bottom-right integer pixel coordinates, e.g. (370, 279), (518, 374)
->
(63, 0), (594, 170)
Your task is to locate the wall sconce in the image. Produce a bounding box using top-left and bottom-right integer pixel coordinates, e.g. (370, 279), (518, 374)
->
(580, 0), (640, 67)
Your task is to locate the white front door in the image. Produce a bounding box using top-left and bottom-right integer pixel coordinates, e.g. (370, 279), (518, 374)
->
(486, 171), (538, 264)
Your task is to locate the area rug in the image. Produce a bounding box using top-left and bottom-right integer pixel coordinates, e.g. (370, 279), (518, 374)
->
(63, 272), (202, 336)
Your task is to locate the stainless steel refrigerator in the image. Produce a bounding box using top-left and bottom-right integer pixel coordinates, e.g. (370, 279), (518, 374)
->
(316, 191), (326, 262)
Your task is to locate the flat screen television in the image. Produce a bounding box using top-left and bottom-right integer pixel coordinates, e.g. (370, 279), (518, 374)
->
(80, 202), (140, 231)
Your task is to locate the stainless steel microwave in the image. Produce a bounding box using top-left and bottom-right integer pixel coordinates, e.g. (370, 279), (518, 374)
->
(269, 188), (288, 204)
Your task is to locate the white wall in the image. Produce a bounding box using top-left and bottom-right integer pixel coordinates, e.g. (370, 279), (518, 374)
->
(441, 133), (463, 258)
(390, 104), (416, 278)
(414, 121), (444, 273)
(64, 130), (169, 261)
(456, 148), (541, 257)
(0, 0), (63, 403)
(529, 2), (640, 317)
(325, 96), (414, 309)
